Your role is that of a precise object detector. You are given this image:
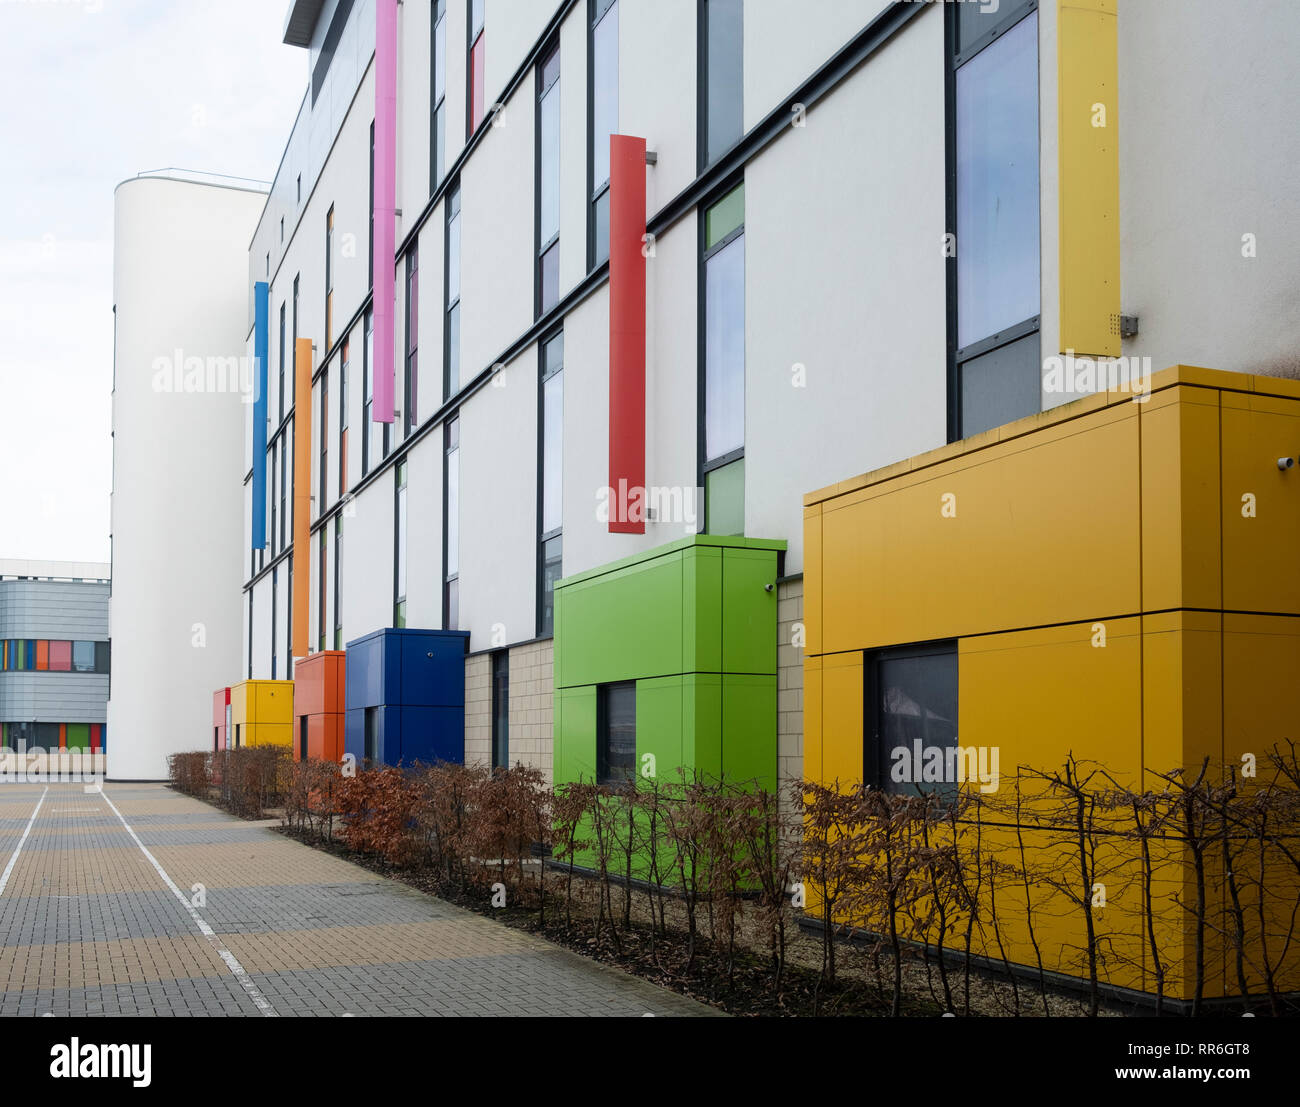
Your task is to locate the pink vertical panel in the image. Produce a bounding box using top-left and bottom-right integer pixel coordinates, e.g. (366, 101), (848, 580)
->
(49, 640), (71, 671)
(372, 0), (398, 422)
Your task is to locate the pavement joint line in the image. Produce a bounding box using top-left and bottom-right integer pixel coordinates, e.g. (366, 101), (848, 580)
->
(0, 787), (47, 897)
(97, 787), (278, 1018)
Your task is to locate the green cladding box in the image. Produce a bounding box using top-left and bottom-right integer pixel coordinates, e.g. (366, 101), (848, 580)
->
(553, 535), (786, 791)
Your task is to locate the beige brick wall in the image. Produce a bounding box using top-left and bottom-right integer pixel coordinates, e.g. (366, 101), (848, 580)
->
(506, 639), (554, 783)
(463, 653), (492, 768)
(777, 578), (804, 813)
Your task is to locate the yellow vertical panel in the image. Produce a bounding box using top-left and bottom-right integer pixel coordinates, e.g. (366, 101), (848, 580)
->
(1220, 392), (1300, 615)
(1141, 611), (1222, 785)
(293, 337), (313, 658)
(229, 682), (250, 726)
(803, 505), (823, 656)
(1058, 0), (1120, 356)
(820, 652), (863, 790)
(1140, 386), (1222, 612)
(959, 618), (1143, 787)
(1223, 613), (1300, 773)
(820, 405), (1141, 653)
(803, 655), (823, 786)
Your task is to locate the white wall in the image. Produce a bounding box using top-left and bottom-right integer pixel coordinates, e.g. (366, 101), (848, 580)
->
(109, 176), (265, 779)
(1118, 0), (1300, 379)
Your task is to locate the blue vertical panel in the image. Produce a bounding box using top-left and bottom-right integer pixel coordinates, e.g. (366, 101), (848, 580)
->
(252, 281), (270, 549)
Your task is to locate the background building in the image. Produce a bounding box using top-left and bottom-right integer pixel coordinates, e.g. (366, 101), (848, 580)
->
(0, 559), (110, 756)
(109, 172), (268, 780)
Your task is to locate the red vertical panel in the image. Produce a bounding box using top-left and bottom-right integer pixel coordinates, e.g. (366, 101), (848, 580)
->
(58, 724), (66, 750)
(608, 134), (647, 534)
(90, 724), (101, 753)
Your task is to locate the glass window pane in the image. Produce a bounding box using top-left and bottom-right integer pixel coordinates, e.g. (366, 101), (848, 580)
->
(539, 242), (559, 313)
(542, 370), (563, 533)
(434, 102), (446, 182)
(94, 641), (110, 674)
(544, 331), (564, 378)
(470, 35), (485, 131)
(471, 0), (484, 37)
(594, 189), (611, 265)
(539, 84), (560, 243)
(592, 1), (618, 187)
(956, 11), (1040, 349)
(434, 12), (446, 102)
(705, 0), (743, 165)
(959, 331), (1041, 437)
(705, 183), (744, 250)
(599, 681), (636, 785)
(447, 447), (459, 576)
(447, 211), (461, 305)
(447, 304), (460, 394)
(396, 486), (407, 599)
(540, 534), (562, 636)
(878, 649), (958, 796)
(72, 641), (95, 673)
(445, 577), (459, 630)
(704, 233), (745, 460)
(705, 458), (744, 537)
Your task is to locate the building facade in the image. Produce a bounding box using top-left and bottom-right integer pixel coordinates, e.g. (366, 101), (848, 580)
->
(109, 0), (1300, 996)
(0, 560), (110, 755)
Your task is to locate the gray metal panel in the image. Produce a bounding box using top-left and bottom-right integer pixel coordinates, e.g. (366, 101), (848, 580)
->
(0, 580), (109, 639)
(0, 673), (109, 725)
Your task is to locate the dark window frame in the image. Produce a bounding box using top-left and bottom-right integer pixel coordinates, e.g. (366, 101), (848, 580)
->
(586, 0), (618, 270)
(946, 0), (1041, 441)
(596, 680), (636, 788)
(697, 0), (744, 173)
(536, 328), (563, 637)
(466, 0), (486, 136)
(442, 415), (460, 630)
(864, 640), (959, 796)
(430, 0), (448, 191)
(443, 181), (462, 401)
(697, 177), (747, 533)
(333, 515), (343, 650)
(491, 649), (509, 770)
(405, 244), (419, 434)
(535, 38), (561, 319)
(394, 459), (408, 628)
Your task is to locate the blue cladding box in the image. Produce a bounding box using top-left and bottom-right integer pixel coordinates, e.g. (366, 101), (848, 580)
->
(344, 628), (470, 766)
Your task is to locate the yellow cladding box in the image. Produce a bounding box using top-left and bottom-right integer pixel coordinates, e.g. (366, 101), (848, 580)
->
(804, 367), (1300, 1001)
(228, 680), (294, 746)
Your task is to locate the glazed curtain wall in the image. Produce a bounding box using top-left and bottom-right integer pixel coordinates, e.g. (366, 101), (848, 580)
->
(1, 639), (109, 673)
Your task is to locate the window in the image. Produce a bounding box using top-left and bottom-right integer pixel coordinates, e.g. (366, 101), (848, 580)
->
(364, 706), (378, 764)
(318, 528), (327, 653)
(270, 446), (278, 554)
(467, 0), (486, 134)
(296, 174), (302, 204)
(431, 0), (448, 188)
(280, 435), (288, 550)
(292, 273), (300, 372)
(278, 302), (286, 425)
(701, 183), (745, 536)
(94, 641), (110, 674)
(588, 0), (618, 267)
(869, 643), (958, 797)
(248, 591), (254, 678)
(71, 641), (95, 673)
(394, 460), (408, 627)
(405, 246), (419, 434)
(340, 336), (350, 494)
(536, 42), (561, 315)
(444, 183), (462, 399)
(491, 650), (509, 770)
(280, 216), (284, 243)
(325, 206), (335, 348)
(538, 331), (563, 636)
(950, 2), (1040, 438)
(312, 0), (355, 105)
(286, 553), (294, 678)
(363, 309), (375, 473)
(369, 121), (376, 277)
(443, 416), (460, 630)
(271, 567), (279, 679)
(597, 681), (635, 786)
(320, 367), (329, 512)
(700, 0), (743, 169)
(333, 516), (344, 650)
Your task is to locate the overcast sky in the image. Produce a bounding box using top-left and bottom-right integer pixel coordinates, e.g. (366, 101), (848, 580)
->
(0, 0), (306, 564)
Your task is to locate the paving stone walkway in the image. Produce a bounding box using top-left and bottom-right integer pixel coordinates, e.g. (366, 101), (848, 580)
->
(0, 782), (717, 1017)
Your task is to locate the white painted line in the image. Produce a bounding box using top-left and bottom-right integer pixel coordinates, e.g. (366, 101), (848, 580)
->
(97, 787), (278, 1017)
(0, 787), (47, 897)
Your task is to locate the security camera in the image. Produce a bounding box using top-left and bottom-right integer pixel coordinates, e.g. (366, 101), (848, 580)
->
(764, 583), (774, 593)
(1278, 457), (1295, 471)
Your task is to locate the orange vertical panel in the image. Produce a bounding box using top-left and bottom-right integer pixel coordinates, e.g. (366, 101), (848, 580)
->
(58, 723), (66, 750)
(294, 337), (313, 657)
(36, 641), (48, 670)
